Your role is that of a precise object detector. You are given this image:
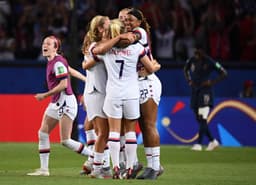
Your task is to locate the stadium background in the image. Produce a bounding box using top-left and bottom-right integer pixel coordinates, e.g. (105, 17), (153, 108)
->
(0, 0), (255, 146)
(0, 66), (255, 146)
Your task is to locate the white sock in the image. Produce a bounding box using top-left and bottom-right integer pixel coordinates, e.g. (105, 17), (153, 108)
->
(61, 138), (93, 156)
(145, 147), (153, 168)
(119, 135), (126, 165)
(85, 129), (96, 162)
(38, 131), (50, 170)
(125, 132), (137, 169)
(108, 132), (120, 168)
(93, 152), (104, 173)
(103, 145), (110, 168)
(85, 129), (97, 150)
(152, 146), (160, 171)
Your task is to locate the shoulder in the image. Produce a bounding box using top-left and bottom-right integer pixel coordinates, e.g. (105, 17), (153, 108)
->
(54, 55), (67, 64)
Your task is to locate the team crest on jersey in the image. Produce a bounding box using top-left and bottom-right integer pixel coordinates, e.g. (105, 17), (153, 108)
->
(57, 66), (65, 74)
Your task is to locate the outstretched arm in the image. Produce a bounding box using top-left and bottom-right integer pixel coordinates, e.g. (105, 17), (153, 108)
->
(69, 66), (86, 82)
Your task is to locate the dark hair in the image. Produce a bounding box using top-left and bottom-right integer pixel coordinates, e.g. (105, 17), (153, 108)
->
(128, 8), (143, 21)
(127, 8), (151, 37)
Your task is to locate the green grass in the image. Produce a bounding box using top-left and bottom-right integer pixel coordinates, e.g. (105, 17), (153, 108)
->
(0, 143), (256, 185)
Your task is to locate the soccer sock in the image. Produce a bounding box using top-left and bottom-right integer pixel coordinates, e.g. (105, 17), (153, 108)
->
(38, 131), (50, 170)
(198, 122), (205, 144)
(93, 152), (104, 173)
(108, 132), (120, 168)
(85, 129), (97, 162)
(61, 138), (93, 156)
(152, 146), (160, 171)
(145, 147), (153, 168)
(119, 135), (126, 165)
(125, 131), (137, 169)
(85, 129), (97, 150)
(103, 145), (110, 168)
(204, 122), (214, 141)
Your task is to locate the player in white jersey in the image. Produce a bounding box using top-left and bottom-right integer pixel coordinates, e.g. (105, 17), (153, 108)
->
(127, 8), (163, 180)
(80, 15), (112, 179)
(91, 19), (161, 179)
(118, 8), (144, 177)
(27, 35), (92, 177)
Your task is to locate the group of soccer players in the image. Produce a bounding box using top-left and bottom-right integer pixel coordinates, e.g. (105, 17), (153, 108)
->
(27, 7), (164, 180)
(26, 5), (227, 180)
(79, 8), (163, 179)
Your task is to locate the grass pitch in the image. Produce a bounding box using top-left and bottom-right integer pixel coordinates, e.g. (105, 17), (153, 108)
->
(0, 143), (255, 185)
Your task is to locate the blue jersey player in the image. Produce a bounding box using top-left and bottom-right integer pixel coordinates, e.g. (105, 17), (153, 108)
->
(184, 48), (227, 151)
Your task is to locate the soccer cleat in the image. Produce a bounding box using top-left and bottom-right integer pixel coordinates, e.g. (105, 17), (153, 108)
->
(132, 162), (143, 178)
(112, 166), (122, 179)
(206, 139), (219, 151)
(191, 144), (202, 151)
(102, 167), (112, 178)
(157, 165), (164, 177)
(123, 168), (134, 179)
(80, 160), (93, 175)
(136, 167), (158, 180)
(136, 167), (153, 179)
(27, 168), (50, 176)
(89, 167), (112, 179)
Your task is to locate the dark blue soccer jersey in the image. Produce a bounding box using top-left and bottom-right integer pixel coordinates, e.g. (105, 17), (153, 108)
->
(184, 55), (227, 109)
(184, 55), (224, 88)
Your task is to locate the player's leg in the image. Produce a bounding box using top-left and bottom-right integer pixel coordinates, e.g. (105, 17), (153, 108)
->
(198, 106), (219, 151)
(81, 118), (96, 175)
(107, 117), (122, 179)
(137, 76), (163, 180)
(90, 117), (111, 178)
(137, 98), (161, 180)
(123, 118), (138, 179)
(27, 105), (58, 176)
(119, 119), (126, 170)
(60, 114), (93, 156)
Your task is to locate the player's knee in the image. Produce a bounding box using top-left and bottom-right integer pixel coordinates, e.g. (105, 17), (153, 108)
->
(38, 131), (49, 140)
(197, 114), (206, 123)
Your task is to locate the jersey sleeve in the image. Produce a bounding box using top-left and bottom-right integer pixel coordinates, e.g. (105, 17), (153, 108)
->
(133, 27), (148, 46)
(89, 42), (102, 62)
(207, 56), (228, 78)
(54, 61), (68, 79)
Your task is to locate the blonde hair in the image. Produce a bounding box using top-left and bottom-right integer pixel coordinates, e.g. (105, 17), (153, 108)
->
(81, 15), (109, 54)
(109, 19), (125, 39)
(118, 7), (132, 20)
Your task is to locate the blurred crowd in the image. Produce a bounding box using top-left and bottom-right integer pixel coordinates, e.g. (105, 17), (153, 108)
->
(0, 0), (256, 63)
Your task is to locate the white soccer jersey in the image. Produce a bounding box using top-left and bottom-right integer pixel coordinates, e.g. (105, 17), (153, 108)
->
(133, 27), (148, 46)
(98, 43), (146, 100)
(134, 27), (163, 105)
(83, 42), (107, 121)
(133, 27), (152, 58)
(84, 42), (107, 95)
